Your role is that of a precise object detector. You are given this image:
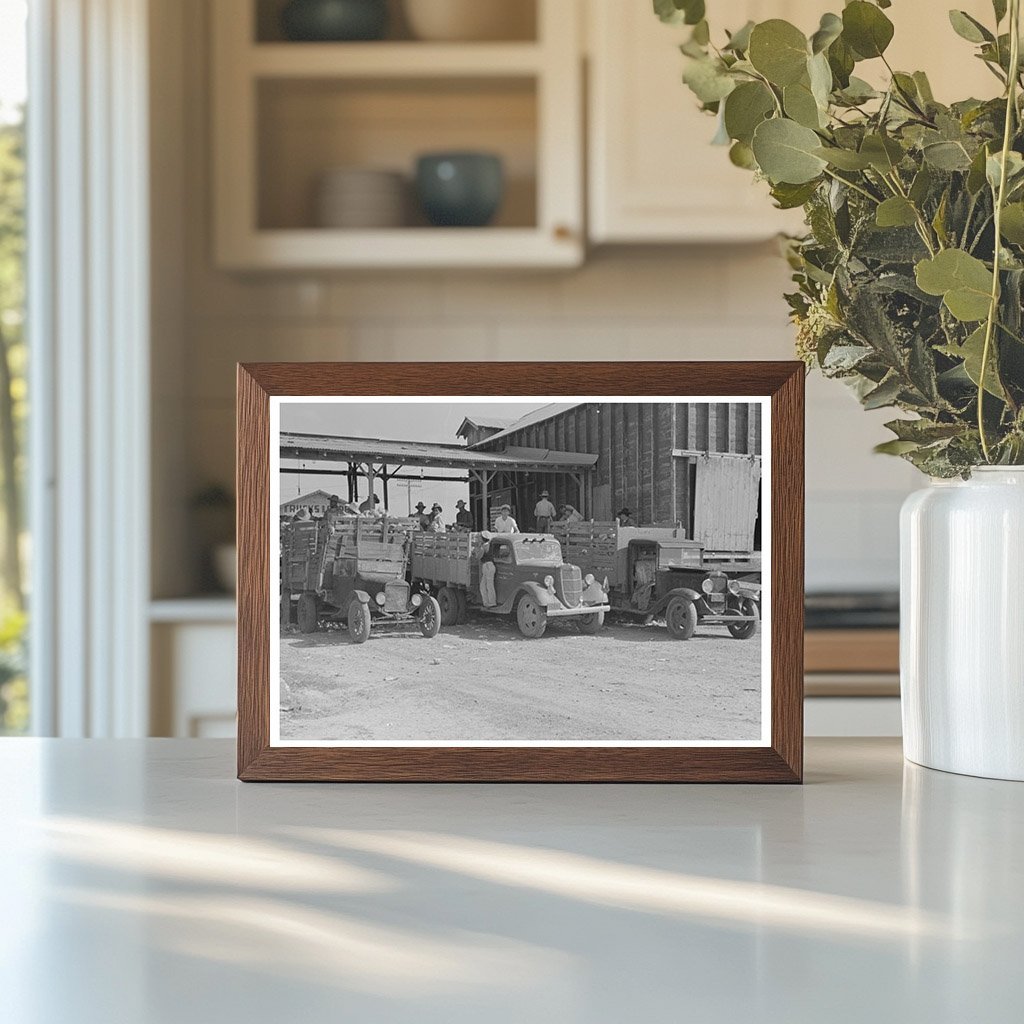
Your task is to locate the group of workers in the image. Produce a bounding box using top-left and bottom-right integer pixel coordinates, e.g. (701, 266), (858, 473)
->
(287, 489), (637, 531)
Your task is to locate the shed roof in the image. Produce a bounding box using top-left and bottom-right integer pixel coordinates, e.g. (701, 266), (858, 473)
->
(280, 432), (597, 473)
(470, 403), (583, 448)
(455, 415), (516, 438)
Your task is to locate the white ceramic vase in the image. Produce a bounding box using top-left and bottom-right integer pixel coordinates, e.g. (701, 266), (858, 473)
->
(901, 467), (1024, 780)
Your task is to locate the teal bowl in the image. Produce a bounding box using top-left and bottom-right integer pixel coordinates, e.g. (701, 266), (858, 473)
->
(281, 0), (388, 42)
(415, 153), (505, 228)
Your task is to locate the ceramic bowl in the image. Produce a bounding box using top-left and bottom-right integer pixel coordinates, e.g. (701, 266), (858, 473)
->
(415, 152), (504, 228)
(281, 0), (388, 42)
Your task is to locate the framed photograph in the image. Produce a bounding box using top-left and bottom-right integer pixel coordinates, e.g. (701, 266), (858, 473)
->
(237, 362), (804, 782)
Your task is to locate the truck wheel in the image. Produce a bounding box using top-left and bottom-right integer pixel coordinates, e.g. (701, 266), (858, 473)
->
(438, 586), (460, 627)
(576, 611), (605, 634)
(516, 595), (547, 639)
(297, 593), (319, 634)
(281, 587), (293, 628)
(347, 599), (372, 644)
(418, 595), (441, 638)
(665, 595), (697, 640)
(727, 600), (759, 640)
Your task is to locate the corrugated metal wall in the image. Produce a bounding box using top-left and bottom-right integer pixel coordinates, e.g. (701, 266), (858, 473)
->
(471, 402), (761, 545)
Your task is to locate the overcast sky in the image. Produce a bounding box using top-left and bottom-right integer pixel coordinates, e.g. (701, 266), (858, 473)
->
(279, 400), (548, 517)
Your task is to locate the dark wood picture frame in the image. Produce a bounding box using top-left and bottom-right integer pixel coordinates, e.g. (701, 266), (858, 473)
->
(237, 362), (804, 782)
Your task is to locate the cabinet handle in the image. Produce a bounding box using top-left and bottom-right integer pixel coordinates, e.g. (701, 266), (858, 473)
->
(553, 224), (574, 241)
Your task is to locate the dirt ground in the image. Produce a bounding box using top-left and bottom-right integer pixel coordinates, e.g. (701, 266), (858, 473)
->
(278, 609), (762, 743)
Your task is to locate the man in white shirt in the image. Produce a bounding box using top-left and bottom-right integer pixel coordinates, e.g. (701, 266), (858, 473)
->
(493, 504), (519, 533)
(534, 490), (557, 532)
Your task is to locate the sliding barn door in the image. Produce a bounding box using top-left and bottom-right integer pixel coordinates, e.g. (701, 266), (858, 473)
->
(693, 456), (761, 553)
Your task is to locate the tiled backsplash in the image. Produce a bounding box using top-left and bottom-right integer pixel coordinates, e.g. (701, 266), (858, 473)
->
(181, 248), (917, 593)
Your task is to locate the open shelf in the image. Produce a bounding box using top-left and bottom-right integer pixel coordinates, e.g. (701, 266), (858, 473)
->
(213, 0), (581, 268)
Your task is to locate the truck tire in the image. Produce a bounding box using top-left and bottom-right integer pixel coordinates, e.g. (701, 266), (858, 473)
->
(727, 600), (759, 640)
(281, 587), (293, 628)
(347, 599), (372, 644)
(438, 586), (460, 627)
(297, 593), (319, 634)
(515, 594), (548, 639)
(665, 595), (697, 640)
(455, 589), (468, 624)
(418, 595), (441, 638)
(576, 611), (605, 634)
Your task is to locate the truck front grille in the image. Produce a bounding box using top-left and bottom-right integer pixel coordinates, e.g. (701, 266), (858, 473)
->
(559, 565), (582, 608)
(383, 580), (409, 613)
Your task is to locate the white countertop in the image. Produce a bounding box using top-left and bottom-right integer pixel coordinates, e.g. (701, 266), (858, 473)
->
(1, 738), (1020, 1023)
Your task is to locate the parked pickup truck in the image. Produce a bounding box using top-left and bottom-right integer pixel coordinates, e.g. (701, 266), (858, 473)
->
(548, 521), (761, 641)
(411, 531), (610, 639)
(281, 514), (440, 643)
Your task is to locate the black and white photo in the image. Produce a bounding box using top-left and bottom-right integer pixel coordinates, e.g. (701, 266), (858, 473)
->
(270, 397), (770, 747)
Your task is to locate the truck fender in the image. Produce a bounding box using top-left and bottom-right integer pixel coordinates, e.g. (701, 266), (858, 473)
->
(734, 585), (760, 602)
(351, 590), (371, 605)
(517, 581), (558, 608)
(659, 586), (702, 609)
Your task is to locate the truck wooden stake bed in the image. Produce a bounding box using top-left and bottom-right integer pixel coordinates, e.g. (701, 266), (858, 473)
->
(549, 522), (761, 640)
(411, 531), (611, 639)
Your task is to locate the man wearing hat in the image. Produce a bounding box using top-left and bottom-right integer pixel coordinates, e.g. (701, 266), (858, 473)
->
(534, 490), (556, 532)
(616, 507), (635, 527)
(455, 498), (473, 531)
(557, 503), (584, 524)
(428, 502), (446, 533)
(493, 503), (518, 534)
(414, 501), (431, 530)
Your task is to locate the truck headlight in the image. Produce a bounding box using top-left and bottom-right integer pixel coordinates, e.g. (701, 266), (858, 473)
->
(701, 578), (714, 595)
(544, 575), (555, 590)
(375, 592), (386, 606)
(411, 593), (423, 607)
(583, 573), (595, 587)
(728, 580), (741, 596)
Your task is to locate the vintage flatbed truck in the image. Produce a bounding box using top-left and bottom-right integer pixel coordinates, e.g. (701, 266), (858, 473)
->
(548, 521), (761, 640)
(410, 531), (611, 639)
(281, 514), (440, 643)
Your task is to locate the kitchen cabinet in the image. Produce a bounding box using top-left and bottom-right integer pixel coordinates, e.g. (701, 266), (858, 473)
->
(586, 0), (998, 244)
(211, 0), (583, 269)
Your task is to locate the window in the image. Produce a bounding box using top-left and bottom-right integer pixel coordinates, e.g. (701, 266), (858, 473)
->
(0, 0), (27, 734)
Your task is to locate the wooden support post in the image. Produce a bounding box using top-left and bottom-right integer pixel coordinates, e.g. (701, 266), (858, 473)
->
(380, 465), (389, 512)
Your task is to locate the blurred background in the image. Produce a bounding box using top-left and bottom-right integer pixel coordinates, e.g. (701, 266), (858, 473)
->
(0, 0), (997, 739)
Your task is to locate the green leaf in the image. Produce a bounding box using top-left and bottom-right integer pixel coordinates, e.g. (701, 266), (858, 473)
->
(876, 197), (918, 228)
(723, 81), (775, 144)
(948, 10), (994, 44)
(814, 146), (872, 170)
(842, 1), (895, 59)
(862, 374), (903, 409)
(915, 249), (994, 322)
(922, 140), (972, 171)
(751, 118), (828, 184)
(986, 150), (1024, 191)
(860, 133), (904, 173)
(682, 57), (736, 104)
(827, 36), (855, 88)
(1000, 203), (1024, 244)
(691, 19), (710, 45)
(913, 71), (935, 104)
(729, 140), (757, 169)
(724, 20), (755, 53)
(810, 12), (843, 54)
(808, 51), (833, 108)
(993, 0), (1008, 24)
(909, 164), (933, 205)
(874, 438), (922, 455)
(770, 180), (820, 209)
(784, 80), (824, 129)
(967, 144), (991, 193)
(939, 325), (1005, 398)
(748, 20), (809, 86)
(653, 0), (705, 26)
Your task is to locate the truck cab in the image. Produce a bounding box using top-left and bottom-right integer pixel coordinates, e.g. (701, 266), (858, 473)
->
(479, 533), (611, 638)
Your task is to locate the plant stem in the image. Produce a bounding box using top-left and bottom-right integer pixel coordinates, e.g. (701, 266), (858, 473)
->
(979, 0), (1021, 462)
(822, 167), (880, 205)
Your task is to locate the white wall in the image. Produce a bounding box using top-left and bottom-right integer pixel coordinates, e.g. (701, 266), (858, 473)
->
(157, 0), (920, 599)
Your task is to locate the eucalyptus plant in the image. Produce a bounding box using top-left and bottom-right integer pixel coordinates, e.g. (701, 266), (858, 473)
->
(657, 0), (1024, 475)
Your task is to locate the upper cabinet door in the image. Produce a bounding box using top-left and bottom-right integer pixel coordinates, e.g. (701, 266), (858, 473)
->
(587, 0), (810, 244)
(588, 0), (1000, 245)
